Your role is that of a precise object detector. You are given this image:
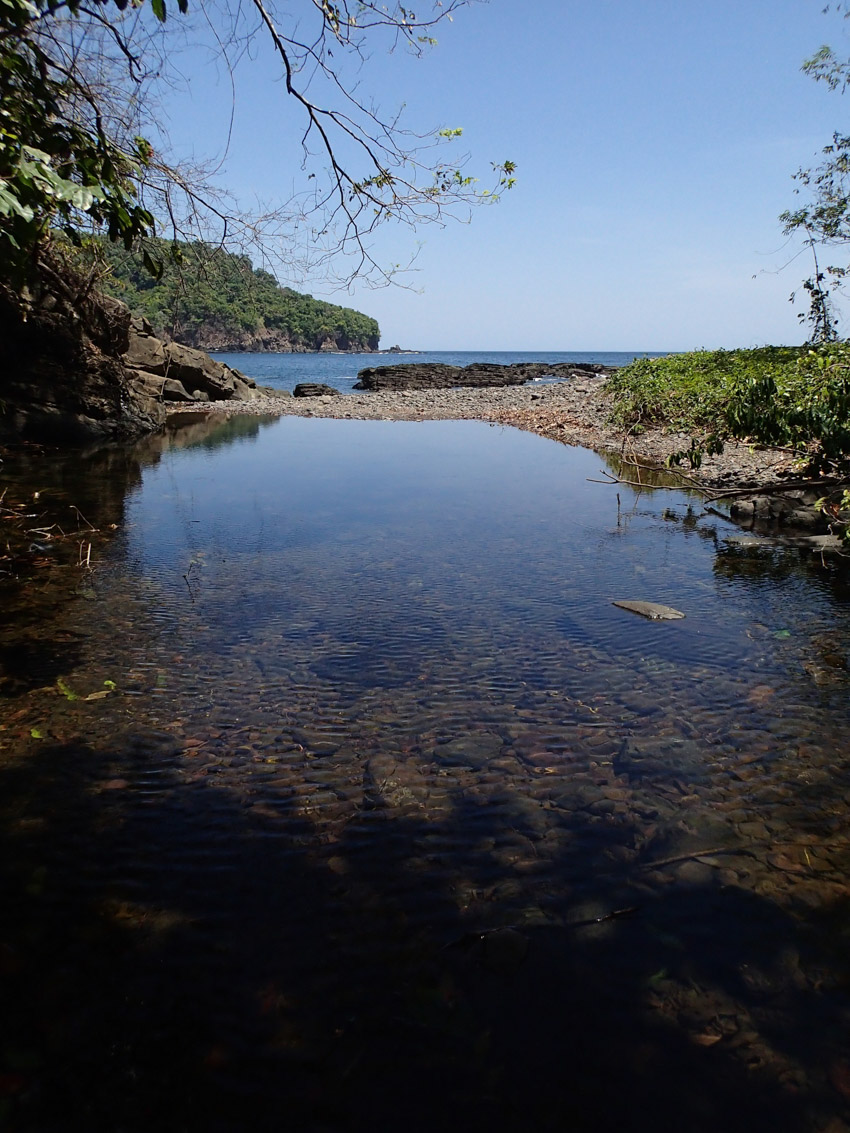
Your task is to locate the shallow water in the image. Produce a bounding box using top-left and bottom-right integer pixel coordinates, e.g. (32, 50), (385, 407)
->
(1, 415), (850, 1131)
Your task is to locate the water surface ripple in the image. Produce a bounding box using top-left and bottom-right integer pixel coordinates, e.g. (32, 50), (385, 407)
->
(1, 416), (850, 1131)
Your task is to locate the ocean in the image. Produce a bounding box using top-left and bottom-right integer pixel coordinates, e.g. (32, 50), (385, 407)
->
(209, 349), (671, 394)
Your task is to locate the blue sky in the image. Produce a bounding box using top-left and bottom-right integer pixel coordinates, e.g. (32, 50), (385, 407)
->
(157, 1), (850, 350)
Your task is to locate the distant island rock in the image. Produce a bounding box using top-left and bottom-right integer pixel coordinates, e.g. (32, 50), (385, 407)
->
(353, 360), (612, 391)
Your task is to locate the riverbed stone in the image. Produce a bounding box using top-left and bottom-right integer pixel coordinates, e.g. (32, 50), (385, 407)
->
(365, 753), (429, 811)
(434, 732), (504, 769)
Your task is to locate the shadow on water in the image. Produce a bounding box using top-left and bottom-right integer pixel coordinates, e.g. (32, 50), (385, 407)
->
(2, 419), (850, 1130)
(3, 730), (850, 1133)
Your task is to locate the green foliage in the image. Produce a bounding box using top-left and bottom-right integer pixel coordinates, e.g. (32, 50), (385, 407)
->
(91, 236), (380, 348)
(606, 345), (850, 472)
(0, 0), (514, 295)
(781, 5), (850, 338)
(0, 0), (159, 288)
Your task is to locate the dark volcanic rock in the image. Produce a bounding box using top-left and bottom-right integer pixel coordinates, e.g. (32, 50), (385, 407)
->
(0, 279), (165, 442)
(0, 260), (278, 442)
(353, 360), (613, 391)
(293, 383), (342, 398)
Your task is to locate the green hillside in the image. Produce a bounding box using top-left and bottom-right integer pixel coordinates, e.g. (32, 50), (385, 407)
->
(95, 238), (380, 353)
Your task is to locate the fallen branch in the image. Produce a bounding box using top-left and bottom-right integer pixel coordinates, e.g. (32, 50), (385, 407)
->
(642, 847), (754, 870)
(588, 470), (699, 493)
(703, 476), (849, 502)
(70, 505), (96, 531)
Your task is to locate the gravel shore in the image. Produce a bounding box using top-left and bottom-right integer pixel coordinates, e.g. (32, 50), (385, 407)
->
(180, 377), (794, 491)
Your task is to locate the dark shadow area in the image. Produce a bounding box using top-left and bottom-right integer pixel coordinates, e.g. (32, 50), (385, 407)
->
(0, 637), (86, 698)
(1, 729), (849, 1133)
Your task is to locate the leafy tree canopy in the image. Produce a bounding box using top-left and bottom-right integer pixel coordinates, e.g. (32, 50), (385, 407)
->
(781, 2), (850, 341)
(93, 235), (381, 348)
(0, 0), (516, 291)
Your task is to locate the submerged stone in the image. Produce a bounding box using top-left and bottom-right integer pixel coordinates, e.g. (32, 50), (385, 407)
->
(612, 600), (685, 620)
(434, 732), (504, 769)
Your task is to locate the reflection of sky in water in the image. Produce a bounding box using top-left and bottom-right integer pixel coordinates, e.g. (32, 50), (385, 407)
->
(123, 417), (838, 681)
(5, 417), (850, 1131)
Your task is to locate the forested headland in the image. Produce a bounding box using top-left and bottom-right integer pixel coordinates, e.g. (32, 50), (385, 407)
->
(93, 238), (381, 354)
(0, 0), (517, 440)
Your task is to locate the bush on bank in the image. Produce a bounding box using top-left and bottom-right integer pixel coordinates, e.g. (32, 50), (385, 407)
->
(606, 344), (850, 473)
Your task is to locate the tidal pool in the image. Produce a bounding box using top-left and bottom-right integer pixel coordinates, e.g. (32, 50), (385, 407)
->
(1, 414), (850, 1132)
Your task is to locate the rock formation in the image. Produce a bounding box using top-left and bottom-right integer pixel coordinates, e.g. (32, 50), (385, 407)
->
(173, 324), (380, 354)
(0, 272), (283, 443)
(353, 360), (612, 392)
(123, 316), (269, 407)
(292, 383), (341, 398)
(0, 278), (164, 443)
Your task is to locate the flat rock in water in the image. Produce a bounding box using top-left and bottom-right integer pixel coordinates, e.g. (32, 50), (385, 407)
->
(612, 600), (685, 620)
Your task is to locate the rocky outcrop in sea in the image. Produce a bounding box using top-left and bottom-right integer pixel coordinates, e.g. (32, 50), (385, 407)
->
(353, 360), (611, 391)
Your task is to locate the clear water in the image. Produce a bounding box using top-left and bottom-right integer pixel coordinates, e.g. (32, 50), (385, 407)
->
(211, 349), (671, 393)
(1, 414), (850, 1132)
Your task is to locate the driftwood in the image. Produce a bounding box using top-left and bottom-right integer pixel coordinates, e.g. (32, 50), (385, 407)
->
(593, 467), (850, 504)
(703, 476), (849, 501)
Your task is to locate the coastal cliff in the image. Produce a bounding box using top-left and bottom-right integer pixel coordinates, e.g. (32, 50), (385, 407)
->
(0, 253), (286, 443)
(96, 238), (381, 355)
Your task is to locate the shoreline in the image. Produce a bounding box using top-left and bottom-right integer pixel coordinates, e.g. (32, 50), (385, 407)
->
(178, 377), (794, 491)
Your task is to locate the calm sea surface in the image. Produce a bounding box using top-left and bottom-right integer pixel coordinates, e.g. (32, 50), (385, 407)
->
(1, 413), (849, 1131)
(210, 349), (671, 392)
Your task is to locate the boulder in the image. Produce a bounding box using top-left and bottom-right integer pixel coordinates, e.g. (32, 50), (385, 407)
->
(293, 383), (342, 398)
(124, 325), (167, 374)
(163, 342), (236, 399)
(231, 368), (257, 389)
(162, 377), (195, 402)
(230, 374), (259, 402)
(125, 368), (166, 398)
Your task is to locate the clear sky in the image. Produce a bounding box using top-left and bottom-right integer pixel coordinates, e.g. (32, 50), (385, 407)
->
(154, 0), (850, 350)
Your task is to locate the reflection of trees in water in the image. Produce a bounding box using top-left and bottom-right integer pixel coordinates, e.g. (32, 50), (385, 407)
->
(713, 540), (850, 598)
(0, 413), (279, 700)
(600, 452), (699, 492)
